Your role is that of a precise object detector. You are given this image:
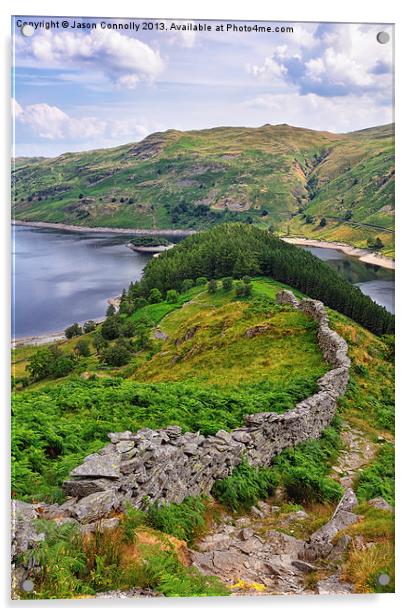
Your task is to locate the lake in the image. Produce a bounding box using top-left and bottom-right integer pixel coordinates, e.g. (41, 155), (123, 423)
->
(300, 246), (394, 314)
(12, 226), (150, 339)
(12, 226), (395, 339)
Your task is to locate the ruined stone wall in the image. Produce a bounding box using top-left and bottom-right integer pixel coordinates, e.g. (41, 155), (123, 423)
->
(58, 290), (350, 524)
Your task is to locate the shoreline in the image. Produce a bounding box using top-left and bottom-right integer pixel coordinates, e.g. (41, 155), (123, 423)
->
(11, 225), (394, 348)
(281, 237), (395, 271)
(12, 296), (121, 349)
(12, 219), (196, 238)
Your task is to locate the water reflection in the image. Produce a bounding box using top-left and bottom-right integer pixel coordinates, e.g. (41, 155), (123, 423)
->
(301, 246), (394, 314)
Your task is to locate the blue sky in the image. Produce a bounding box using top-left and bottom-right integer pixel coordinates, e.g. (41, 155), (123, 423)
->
(12, 17), (394, 157)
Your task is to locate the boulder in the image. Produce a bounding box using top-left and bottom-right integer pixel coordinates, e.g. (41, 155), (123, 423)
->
(69, 489), (121, 524)
(368, 497), (393, 512)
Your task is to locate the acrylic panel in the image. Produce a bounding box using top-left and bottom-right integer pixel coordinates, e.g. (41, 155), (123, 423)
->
(11, 15), (395, 600)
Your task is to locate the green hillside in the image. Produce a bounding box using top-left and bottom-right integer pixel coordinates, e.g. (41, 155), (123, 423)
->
(11, 123), (394, 256)
(12, 223), (394, 598)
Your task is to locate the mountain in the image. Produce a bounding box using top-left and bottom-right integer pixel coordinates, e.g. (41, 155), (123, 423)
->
(11, 123), (394, 256)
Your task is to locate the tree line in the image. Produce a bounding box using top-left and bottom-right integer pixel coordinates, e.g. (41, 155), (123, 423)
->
(133, 223), (393, 335)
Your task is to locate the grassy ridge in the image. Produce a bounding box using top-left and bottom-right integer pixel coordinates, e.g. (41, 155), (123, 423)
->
(12, 123), (394, 254)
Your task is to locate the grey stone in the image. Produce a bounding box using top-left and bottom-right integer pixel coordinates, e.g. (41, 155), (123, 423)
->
(70, 490), (121, 523)
(63, 478), (114, 498)
(239, 528), (254, 541)
(317, 573), (354, 595)
(70, 453), (121, 479)
(108, 431), (133, 443)
(291, 560), (318, 573)
(368, 497), (393, 512)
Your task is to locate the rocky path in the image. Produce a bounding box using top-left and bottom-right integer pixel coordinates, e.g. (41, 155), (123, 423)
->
(331, 422), (377, 489)
(190, 423), (381, 596)
(190, 490), (361, 595)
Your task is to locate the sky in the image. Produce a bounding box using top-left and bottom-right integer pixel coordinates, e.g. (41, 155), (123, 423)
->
(12, 17), (394, 157)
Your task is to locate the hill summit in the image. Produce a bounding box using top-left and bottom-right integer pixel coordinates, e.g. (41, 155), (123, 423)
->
(12, 123), (394, 255)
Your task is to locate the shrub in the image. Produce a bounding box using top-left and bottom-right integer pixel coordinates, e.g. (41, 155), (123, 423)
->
(196, 276), (208, 286)
(234, 281), (252, 297)
(147, 497), (207, 544)
(21, 520), (91, 598)
(101, 316), (122, 340)
(120, 320), (136, 338)
(99, 341), (132, 367)
(181, 278), (195, 293)
(208, 279), (217, 294)
(21, 516), (228, 599)
(281, 467), (343, 503)
(75, 340), (91, 357)
(149, 288), (162, 304)
(27, 346), (76, 381)
(166, 289), (179, 303)
(106, 304), (116, 317)
(272, 425), (343, 504)
(83, 320), (97, 334)
(133, 548), (229, 597)
(92, 331), (107, 352)
(222, 277), (233, 291)
(212, 459), (278, 512)
(64, 323), (82, 339)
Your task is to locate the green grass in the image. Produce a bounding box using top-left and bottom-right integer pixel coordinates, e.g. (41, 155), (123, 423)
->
(355, 443), (395, 506)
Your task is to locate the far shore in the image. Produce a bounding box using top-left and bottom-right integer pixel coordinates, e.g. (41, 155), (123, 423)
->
(12, 219), (196, 238)
(12, 220), (395, 270)
(282, 237), (395, 271)
(11, 223), (394, 348)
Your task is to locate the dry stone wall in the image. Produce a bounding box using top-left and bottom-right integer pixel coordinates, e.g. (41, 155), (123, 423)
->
(55, 289), (350, 524)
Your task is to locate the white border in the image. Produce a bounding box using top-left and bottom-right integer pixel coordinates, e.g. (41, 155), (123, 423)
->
(1, 1), (410, 614)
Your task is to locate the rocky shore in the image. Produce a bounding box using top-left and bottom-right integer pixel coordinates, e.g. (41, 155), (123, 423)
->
(282, 237), (395, 271)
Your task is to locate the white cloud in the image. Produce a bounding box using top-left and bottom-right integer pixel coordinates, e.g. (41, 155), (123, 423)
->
(246, 56), (286, 80)
(12, 99), (149, 143)
(243, 92), (393, 133)
(16, 27), (165, 88)
(166, 20), (197, 48)
(247, 24), (393, 97)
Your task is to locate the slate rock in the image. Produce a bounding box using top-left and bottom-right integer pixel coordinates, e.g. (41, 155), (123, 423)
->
(69, 489), (121, 523)
(63, 478), (114, 498)
(70, 453), (121, 479)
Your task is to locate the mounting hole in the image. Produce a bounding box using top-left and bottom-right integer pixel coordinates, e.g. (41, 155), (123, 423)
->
(376, 31), (390, 44)
(21, 579), (34, 592)
(377, 573), (390, 586)
(21, 24), (34, 37)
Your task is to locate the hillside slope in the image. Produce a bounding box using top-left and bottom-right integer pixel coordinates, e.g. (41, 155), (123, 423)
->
(12, 123), (394, 255)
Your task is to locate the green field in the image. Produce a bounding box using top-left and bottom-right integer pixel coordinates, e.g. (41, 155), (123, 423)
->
(12, 123), (394, 256)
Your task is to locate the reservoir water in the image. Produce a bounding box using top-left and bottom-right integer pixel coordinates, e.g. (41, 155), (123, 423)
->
(301, 246), (394, 314)
(12, 226), (394, 339)
(12, 226), (150, 338)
